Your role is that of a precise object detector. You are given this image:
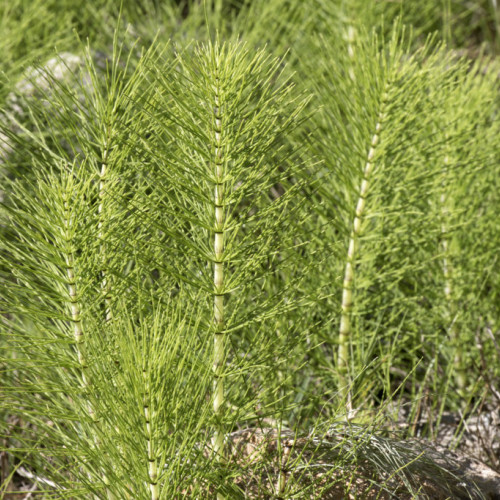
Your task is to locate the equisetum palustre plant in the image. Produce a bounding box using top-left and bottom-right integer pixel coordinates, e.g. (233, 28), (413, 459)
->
(1, 5), (500, 498)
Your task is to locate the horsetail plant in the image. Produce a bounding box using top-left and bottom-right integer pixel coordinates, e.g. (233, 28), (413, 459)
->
(297, 24), (500, 409)
(329, 31), (449, 402)
(0, 159), (107, 494)
(83, 34), (146, 324)
(136, 39), (310, 494)
(60, 164), (116, 497)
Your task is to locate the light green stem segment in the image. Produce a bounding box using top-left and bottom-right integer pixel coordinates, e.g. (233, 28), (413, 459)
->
(143, 370), (159, 500)
(99, 145), (113, 323)
(98, 144), (122, 491)
(440, 155), (466, 391)
(212, 56), (226, 500)
(346, 25), (356, 81)
(338, 100), (387, 404)
(63, 196), (92, 409)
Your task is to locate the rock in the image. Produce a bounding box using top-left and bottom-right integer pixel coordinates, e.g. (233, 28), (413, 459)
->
(1, 52), (86, 164)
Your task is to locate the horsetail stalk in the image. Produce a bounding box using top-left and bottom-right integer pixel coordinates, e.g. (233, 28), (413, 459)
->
(62, 173), (114, 499)
(143, 369), (159, 500)
(97, 139), (120, 499)
(98, 138), (113, 323)
(63, 188), (90, 392)
(338, 90), (388, 405)
(212, 49), (226, 465)
(346, 25), (356, 81)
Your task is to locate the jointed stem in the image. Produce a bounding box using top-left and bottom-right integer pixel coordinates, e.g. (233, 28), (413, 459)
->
(63, 176), (114, 500)
(143, 369), (159, 500)
(346, 25), (356, 81)
(338, 90), (388, 406)
(212, 50), (226, 499)
(99, 138), (113, 323)
(63, 193), (92, 410)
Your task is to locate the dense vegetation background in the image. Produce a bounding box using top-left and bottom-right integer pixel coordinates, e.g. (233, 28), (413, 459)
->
(1, 1), (499, 498)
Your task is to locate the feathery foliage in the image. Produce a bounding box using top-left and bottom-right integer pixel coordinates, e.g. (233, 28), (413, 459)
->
(1, 1), (500, 498)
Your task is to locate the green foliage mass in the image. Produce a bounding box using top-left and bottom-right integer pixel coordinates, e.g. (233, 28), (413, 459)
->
(1, 1), (499, 498)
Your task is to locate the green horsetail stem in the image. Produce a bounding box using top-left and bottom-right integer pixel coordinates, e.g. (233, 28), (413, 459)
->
(346, 25), (356, 81)
(212, 48), (226, 466)
(62, 178), (114, 499)
(440, 154), (466, 392)
(142, 369), (159, 500)
(98, 140), (113, 322)
(63, 194), (91, 394)
(97, 143), (119, 498)
(338, 90), (389, 406)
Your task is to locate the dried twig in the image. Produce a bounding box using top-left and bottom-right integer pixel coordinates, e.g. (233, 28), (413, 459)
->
(23, 482), (38, 499)
(16, 467), (62, 490)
